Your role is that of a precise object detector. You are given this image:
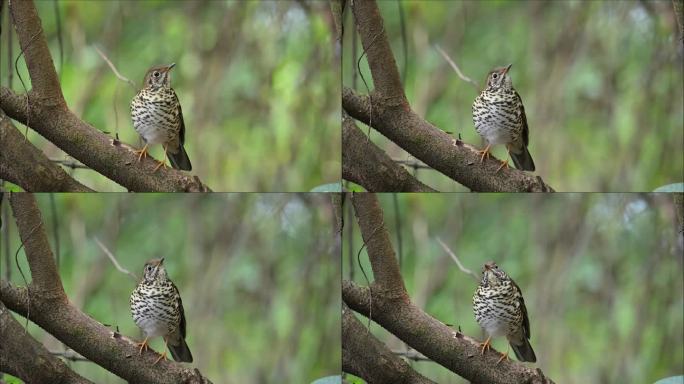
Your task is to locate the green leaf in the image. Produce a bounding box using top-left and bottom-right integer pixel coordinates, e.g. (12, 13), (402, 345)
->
(654, 376), (684, 384)
(310, 183), (342, 192)
(653, 183), (684, 192)
(311, 376), (342, 384)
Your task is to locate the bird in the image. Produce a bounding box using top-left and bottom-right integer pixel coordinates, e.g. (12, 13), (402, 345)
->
(130, 258), (193, 364)
(130, 63), (192, 171)
(472, 261), (536, 363)
(472, 64), (535, 172)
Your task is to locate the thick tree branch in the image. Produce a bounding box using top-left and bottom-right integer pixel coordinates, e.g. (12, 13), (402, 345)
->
(343, 194), (555, 384)
(343, 115), (436, 192)
(1, 87), (210, 192)
(344, 0), (555, 192)
(9, 192), (64, 295)
(0, 108), (92, 191)
(342, 304), (436, 384)
(0, 300), (94, 384)
(351, 193), (406, 294)
(8, 0), (64, 106)
(343, 88), (554, 192)
(351, 0), (406, 104)
(2, 1), (210, 192)
(1, 194), (213, 384)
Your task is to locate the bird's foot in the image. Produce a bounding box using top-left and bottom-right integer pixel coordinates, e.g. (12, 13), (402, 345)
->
(477, 144), (492, 163)
(136, 337), (149, 355)
(152, 350), (168, 365)
(133, 144), (149, 163)
(496, 350), (510, 365)
(479, 336), (492, 355)
(495, 159), (509, 173)
(153, 159), (169, 172)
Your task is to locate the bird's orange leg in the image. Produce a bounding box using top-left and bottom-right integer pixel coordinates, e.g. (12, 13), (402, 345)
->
(495, 159), (510, 173)
(133, 144), (150, 163)
(136, 336), (150, 355)
(496, 345), (510, 364)
(153, 145), (170, 172)
(479, 335), (492, 355)
(152, 337), (169, 365)
(477, 144), (492, 163)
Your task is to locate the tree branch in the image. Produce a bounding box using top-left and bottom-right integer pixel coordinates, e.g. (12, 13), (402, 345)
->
(0, 300), (94, 384)
(343, 114), (436, 192)
(1, 87), (210, 192)
(2, 1), (210, 192)
(343, 193), (555, 384)
(343, 87), (554, 192)
(0, 108), (93, 191)
(344, 0), (555, 192)
(1, 194), (213, 384)
(342, 304), (436, 384)
(351, 192), (406, 294)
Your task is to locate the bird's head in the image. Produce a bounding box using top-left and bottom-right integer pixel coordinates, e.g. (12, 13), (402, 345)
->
(481, 261), (507, 286)
(143, 63), (175, 90)
(142, 258), (167, 282)
(484, 64), (513, 92)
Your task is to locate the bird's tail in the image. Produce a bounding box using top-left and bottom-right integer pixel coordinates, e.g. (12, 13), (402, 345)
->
(510, 145), (535, 172)
(169, 337), (193, 363)
(511, 338), (536, 363)
(168, 144), (192, 171)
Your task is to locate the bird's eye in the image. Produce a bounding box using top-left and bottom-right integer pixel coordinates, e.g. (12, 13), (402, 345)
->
(492, 73), (498, 79)
(153, 71), (160, 78)
(145, 265), (152, 272)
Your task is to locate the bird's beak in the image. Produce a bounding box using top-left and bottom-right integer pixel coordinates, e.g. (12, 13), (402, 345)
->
(167, 63), (176, 71)
(160, 257), (165, 264)
(503, 63), (512, 74)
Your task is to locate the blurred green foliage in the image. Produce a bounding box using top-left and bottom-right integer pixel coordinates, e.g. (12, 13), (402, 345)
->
(1, 193), (340, 383)
(343, 1), (683, 191)
(343, 193), (684, 383)
(1, 1), (340, 191)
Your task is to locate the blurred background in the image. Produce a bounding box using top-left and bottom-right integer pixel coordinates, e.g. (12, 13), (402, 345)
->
(1, 193), (341, 383)
(342, 1), (683, 192)
(1, 1), (340, 191)
(343, 193), (684, 383)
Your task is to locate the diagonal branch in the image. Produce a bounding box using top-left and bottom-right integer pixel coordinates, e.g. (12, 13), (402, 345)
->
(343, 114), (436, 192)
(342, 303), (436, 384)
(0, 300), (94, 384)
(0, 108), (93, 191)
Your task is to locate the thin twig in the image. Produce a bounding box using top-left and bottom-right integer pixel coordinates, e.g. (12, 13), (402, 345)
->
(94, 46), (136, 89)
(94, 236), (138, 282)
(434, 44), (479, 90)
(436, 236), (479, 283)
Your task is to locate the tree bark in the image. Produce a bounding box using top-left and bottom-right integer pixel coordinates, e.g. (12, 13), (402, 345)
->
(343, 114), (436, 192)
(0, 108), (92, 191)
